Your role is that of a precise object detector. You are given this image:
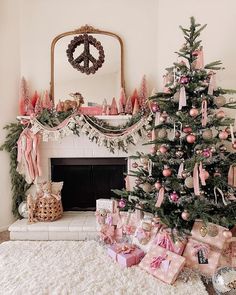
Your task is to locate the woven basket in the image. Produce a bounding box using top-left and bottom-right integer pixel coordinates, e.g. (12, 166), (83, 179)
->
(34, 195), (63, 222)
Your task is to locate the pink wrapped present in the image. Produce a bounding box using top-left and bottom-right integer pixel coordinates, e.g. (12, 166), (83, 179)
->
(153, 229), (187, 255)
(107, 243), (145, 267)
(139, 245), (185, 285)
(191, 220), (228, 250)
(183, 238), (221, 276)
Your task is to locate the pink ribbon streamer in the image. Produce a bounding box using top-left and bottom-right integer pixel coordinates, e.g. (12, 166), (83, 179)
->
(208, 72), (217, 95)
(150, 255), (168, 269)
(192, 243), (210, 259)
(199, 161), (206, 186)
(194, 47), (204, 70)
(201, 99), (207, 127)
(193, 163), (200, 196)
(178, 86), (187, 110)
(228, 165), (234, 186)
(155, 187), (165, 207)
(154, 112), (160, 126)
(177, 162), (184, 178)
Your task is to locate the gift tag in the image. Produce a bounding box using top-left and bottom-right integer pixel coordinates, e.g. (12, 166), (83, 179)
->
(197, 249), (208, 264)
(207, 224), (219, 237)
(200, 226), (208, 237)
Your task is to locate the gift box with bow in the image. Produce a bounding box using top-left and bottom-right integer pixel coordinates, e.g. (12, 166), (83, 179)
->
(107, 243), (145, 267)
(139, 245), (185, 284)
(183, 237), (221, 276)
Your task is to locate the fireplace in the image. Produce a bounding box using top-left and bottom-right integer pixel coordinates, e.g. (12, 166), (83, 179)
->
(51, 157), (127, 211)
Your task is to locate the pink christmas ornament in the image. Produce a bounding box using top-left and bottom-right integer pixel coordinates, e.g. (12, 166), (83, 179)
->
(170, 191), (179, 203)
(186, 133), (196, 143)
(118, 198), (126, 208)
(179, 76), (189, 84)
(162, 166), (172, 177)
(189, 106), (199, 117)
(219, 130), (228, 140)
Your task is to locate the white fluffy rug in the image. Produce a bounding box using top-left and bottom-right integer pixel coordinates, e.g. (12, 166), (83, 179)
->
(0, 241), (207, 295)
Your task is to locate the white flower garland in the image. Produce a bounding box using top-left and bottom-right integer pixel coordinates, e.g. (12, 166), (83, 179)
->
(30, 114), (153, 151)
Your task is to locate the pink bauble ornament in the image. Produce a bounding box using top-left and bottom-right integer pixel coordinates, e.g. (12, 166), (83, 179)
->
(118, 198), (126, 208)
(219, 130), (228, 140)
(181, 210), (190, 220)
(202, 129), (213, 140)
(216, 110), (225, 119)
(180, 76), (189, 84)
(175, 131), (181, 138)
(189, 107), (199, 117)
(132, 162), (139, 169)
(159, 111), (168, 123)
(159, 145), (168, 154)
(147, 131), (152, 139)
(183, 126), (192, 134)
(151, 103), (160, 113)
(162, 166), (172, 177)
(154, 181), (162, 190)
(150, 147), (157, 155)
(222, 230), (233, 240)
(170, 191), (179, 203)
(232, 142), (236, 149)
(202, 149), (211, 158)
(186, 133), (196, 143)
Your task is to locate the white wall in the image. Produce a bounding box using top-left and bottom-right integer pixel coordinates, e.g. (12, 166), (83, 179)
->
(0, 0), (21, 230)
(1, 0), (236, 229)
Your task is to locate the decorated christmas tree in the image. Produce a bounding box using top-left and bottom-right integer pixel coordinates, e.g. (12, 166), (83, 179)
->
(114, 17), (236, 235)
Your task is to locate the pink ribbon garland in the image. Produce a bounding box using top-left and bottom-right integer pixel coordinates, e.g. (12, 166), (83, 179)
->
(150, 255), (168, 269)
(192, 243), (210, 259)
(193, 163), (200, 196)
(201, 99), (207, 127)
(178, 86), (187, 110)
(155, 187), (165, 207)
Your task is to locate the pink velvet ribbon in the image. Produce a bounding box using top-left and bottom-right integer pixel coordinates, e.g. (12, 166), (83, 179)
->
(177, 162), (184, 179)
(199, 161), (206, 186)
(228, 165), (234, 186)
(193, 163), (200, 196)
(155, 187), (165, 207)
(208, 72), (216, 95)
(178, 86), (187, 110)
(192, 243), (210, 259)
(201, 99), (207, 127)
(150, 255), (168, 269)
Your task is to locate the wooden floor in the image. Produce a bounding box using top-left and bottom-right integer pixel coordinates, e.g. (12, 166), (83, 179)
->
(0, 231), (10, 244)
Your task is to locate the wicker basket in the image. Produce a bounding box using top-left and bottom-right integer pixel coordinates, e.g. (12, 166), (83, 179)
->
(34, 195), (63, 222)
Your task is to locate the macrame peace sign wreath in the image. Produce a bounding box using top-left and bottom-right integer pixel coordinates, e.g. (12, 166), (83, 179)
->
(66, 34), (105, 75)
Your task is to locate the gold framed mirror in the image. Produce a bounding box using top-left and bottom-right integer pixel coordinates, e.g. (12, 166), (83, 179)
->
(50, 25), (125, 106)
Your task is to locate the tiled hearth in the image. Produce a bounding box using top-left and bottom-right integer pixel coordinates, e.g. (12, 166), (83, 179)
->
(9, 211), (97, 241)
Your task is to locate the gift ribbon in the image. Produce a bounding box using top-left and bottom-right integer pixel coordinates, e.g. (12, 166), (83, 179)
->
(150, 255), (168, 269)
(116, 244), (135, 254)
(201, 99), (207, 127)
(156, 233), (175, 252)
(155, 187), (165, 207)
(192, 243), (210, 259)
(179, 86), (187, 110)
(199, 161), (206, 186)
(214, 186), (228, 205)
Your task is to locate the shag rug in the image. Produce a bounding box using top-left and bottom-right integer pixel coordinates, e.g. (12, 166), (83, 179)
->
(0, 240), (208, 295)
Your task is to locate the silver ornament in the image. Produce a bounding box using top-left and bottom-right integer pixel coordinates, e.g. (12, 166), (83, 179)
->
(212, 267), (236, 294)
(18, 201), (28, 218)
(157, 129), (168, 139)
(202, 129), (213, 140)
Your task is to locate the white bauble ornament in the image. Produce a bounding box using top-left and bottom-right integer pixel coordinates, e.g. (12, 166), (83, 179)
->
(202, 129), (213, 140)
(184, 176), (194, 188)
(157, 129), (168, 139)
(214, 96), (226, 108)
(141, 183), (153, 193)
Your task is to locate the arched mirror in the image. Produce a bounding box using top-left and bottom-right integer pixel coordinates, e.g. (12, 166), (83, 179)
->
(50, 25), (125, 106)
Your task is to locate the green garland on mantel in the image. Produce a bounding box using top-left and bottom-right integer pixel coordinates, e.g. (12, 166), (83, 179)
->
(0, 109), (151, 217)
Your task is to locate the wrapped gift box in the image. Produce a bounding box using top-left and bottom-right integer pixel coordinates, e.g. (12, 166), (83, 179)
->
(96, 198), (115, 213)
(183, 237), (221, 276)
(231, 238), (236, 267)
(191, 220), (229, 250)
(153, 229), (187, 255)
(139, 245), (185, 285)
(132, 220), (159, 253)
(107, 243), (145, 267)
